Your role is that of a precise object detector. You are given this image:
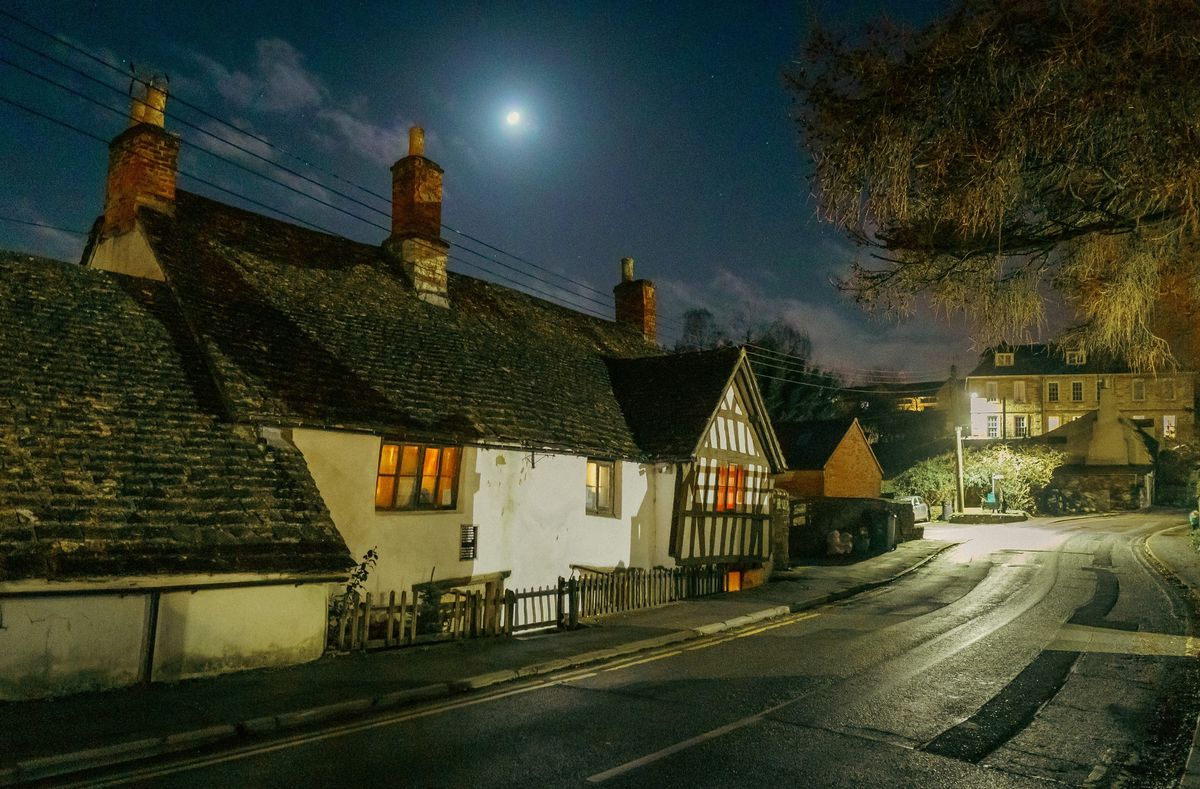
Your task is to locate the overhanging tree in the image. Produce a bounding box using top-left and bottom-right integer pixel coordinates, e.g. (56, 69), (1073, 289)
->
(789, 0), (1200, 370)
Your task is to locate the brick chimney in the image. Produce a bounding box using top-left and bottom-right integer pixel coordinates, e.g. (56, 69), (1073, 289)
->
(101, 76), (179, 237)
(613, 257), (656, 343)
(383, 126), (449, 308)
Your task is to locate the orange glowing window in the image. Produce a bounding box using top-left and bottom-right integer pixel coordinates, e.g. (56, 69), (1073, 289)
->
(714, 463), (745, 512)
(376, 442), (460, 510)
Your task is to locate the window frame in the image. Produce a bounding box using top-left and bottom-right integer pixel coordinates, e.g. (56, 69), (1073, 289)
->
(994, 352), (1014, 367)
(1065, 350), (1086, 366)
(1013, 380), (1026, 403)
(1132, 379), (1146, 402)
(1013, 415), (1027, 437)
(1164, 414), (1178, 440)
(986, 415), (999, 438)
(1071, 381), (1084, 402)
(1047, 381), (1059, 403)
(985, 381), (999, 402)
(586, 458), (616, 516)
(375, 441), (461, 511)
(713, 462), (747, 513)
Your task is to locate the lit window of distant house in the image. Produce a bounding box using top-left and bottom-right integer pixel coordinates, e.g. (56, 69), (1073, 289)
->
(987, 415), (999, 438)
(714, 463), (746, 513)
(586, 459), (615, 515)
(985, 381), (999, 401)
(1014, 415), (1027, 437)
(994, 352), (1014, 367)
(1164, 415), (1178, 440)
(1013, 381), (1026, 403)
(1163, 379), (1176, 400)
(1066, 350), (1086, 365)
(1047, 382), (1059, 402)
(375, 442), (460, 510)
(1047, 415), (1061, 431)
(1132, 379), (1146, 401)
(1071, 381), (1083, 402)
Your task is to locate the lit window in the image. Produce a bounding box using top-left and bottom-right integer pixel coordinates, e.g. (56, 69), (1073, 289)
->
(1047, 416), (1061, 431)
(994, 352), (1014, 367)
(586, 459), (615, 515)
(1071, 381), (1083, 402)
(1014, 415), (1027, 437)
(715, 463), (746, 512)
(987, 415), (999, 438)
(1132, 379), (1146, 401)
(1047, 382), (1059, 402)
(375, 442), (459, 510)
(985, 382), (998, 401)
(1066, 350), (1086, 365)
(1164, 415), (1178, 440)
(1013, 381), (1026, 403)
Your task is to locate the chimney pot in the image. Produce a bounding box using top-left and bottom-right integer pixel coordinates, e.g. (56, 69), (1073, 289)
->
(620, 257), (635, 283)
(129, 76), (168, 128)
(408, 126), (425, 157)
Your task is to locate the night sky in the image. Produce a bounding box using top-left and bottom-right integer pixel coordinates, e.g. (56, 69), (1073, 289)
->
(0, 0), (970, 380)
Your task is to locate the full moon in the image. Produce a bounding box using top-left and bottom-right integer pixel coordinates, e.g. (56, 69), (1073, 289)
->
(506, 110), (521, 126)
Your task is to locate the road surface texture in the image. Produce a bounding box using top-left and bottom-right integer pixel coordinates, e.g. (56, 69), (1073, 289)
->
(67, 512), (1200, 788)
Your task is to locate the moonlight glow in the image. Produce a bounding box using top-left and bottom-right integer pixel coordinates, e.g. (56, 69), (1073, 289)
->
(506, 110), (521, 126)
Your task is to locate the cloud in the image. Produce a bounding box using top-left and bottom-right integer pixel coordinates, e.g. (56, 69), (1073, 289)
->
(314, 108), (412, 166)
(193, 39), (325, 113)
(658, 269), (974, 378)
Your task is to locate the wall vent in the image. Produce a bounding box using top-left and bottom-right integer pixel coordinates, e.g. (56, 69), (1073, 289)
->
(460, 524), (478, 560)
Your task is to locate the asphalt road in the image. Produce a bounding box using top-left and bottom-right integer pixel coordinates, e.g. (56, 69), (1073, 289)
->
(74, 512), (1200, 788)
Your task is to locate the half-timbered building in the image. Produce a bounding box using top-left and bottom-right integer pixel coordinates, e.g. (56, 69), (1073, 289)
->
(609, 348), (786, 572)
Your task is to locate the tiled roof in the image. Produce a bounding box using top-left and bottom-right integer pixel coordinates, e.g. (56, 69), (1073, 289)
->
(0, 253), (352, 582)
(141, 192), (659, 457)
(606, 347), (743, 461)
(967, 344), (1132, 377)
(774, 418), (856, 470)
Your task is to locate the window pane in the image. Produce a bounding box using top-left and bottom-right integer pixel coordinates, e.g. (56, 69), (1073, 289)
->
(375, 476), (396, 508)
(716, 465), (729, 512)
(417, 447), (440, 505)
(587, 460), (598, 489)
(399, 445), (420, 475)
(438, 447), (459, 507)
(378, 443), (399, 475)
(396, 477), (416, 508)
(586, 487), (598, 512)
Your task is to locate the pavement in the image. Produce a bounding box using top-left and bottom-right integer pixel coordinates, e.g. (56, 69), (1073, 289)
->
(1143, 523), (1200, 789)
(0, 537), (957, 786)
(5, 523), (1200, 787)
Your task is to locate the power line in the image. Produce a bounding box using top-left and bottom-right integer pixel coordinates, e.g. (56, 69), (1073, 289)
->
(0, 54), (627, 319)
(0, 216), (87, 235)
(0, 8), (635, 309)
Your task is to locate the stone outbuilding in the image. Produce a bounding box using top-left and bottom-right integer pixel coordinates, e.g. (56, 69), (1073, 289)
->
(773, 418), (883, 499)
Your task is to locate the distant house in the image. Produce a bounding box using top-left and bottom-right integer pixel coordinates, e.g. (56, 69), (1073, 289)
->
(853, 380), (945, 413)
(0, 83), (786, 698)
(773, 418), (883, 499)
(1033, 388), (1156, 512)
(965, 344), (1194, 446)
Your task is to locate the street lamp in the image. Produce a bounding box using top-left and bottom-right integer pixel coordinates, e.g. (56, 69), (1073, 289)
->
(954, 425), (966, 514)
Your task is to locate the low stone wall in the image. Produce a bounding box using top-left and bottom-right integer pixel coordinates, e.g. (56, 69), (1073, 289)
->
(1040, 467), (1151, 515)
(786, 496), (915, 559)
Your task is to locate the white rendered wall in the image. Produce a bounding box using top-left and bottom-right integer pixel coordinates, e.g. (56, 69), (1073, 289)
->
(292, 428), (679, 594)
(153, 583), (329, 681)
(0, 594), (144, 699)
(0, 581), (329, 700)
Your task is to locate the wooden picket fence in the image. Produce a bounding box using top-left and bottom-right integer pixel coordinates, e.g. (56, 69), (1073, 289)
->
(576, 565), (726, 618)
(329, 564), (729, 652)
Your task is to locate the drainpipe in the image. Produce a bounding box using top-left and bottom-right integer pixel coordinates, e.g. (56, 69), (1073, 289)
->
(139, 590), (161, 685)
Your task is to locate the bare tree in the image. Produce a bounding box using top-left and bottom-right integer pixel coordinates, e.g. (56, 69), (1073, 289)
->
(789, 0), (1200, 370)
